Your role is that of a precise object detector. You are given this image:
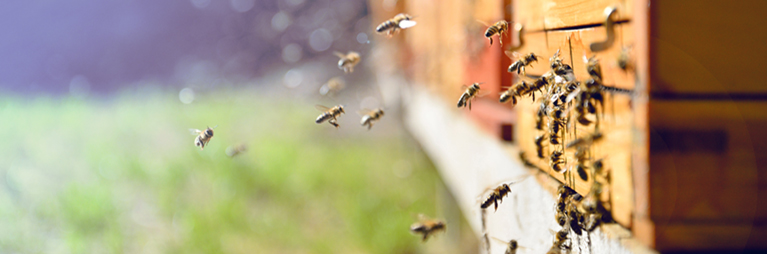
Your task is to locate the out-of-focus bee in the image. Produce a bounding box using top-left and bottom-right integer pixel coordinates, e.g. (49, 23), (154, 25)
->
(552, 228), (570, 249)
(593, 158), (606, 178)
(573, 148), (590, 181)
(549, 49), (574, 78)
(548, 107), (565, 145)
(535, 134), (547, 159)
(585, 55), (603, 81)
(566, 132), (604, 149)
(376, 13), (417, 36)
(457, 82), (484, 110)
(225, 143), (247, 157)
(484, 20), (509, 46)
(507, 52), (541, 75)
(315, 105), (345, 128)
(410, 214), (446, 242)
(334, 51), (361, 73)
(550, 150), (564, 173)
(481, 183), (512, 211)
(618, 46), (634, 72)
(358, 108), (384, 130)
(319, 76), (345, 96)
(489, 237), (522, 254)
(535, 107), (546, 131)
(190, 126), (217, 150)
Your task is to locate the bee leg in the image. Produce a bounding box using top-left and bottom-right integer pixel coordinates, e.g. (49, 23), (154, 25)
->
(468, 100), (472, 110)
(489, 37), (493, 46)
(494, 200), (499, 211)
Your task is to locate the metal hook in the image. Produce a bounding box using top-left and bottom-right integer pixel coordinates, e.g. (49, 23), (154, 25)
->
(589, 7), (617, 52)
(506, 23), (525, 51)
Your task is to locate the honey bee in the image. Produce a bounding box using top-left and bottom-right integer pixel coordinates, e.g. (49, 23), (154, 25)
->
(190, 126), (217, 150)
(334, 51), (361, 73)
(555, 212), (568, 226)
(319, 76), (345, 96)
(583, 212), (602, 232)
(566, 132), (604, 149)
(549, 49), (574, 77)
(484, 20), (509, 46)
(481, 183), (512, 211)
(552, 228), (570, 249)
(225, 143), (247, 157)
(534, 108), (545, 131)
(358, 108), (384, 130)
(507, 52), (541, 75)
(376, 13), (417, 36)
(489, 237), (521, 254)
(410, 214), (446, 242)
(585, 55), (603, 81)
(548, 107), (565, 145)
(618, 46), (634, 71)
(499, 81), (529, 105)
(457, 82), (484, 110)
(315, 105), (345, 128)
(535, 134), (547, 159)
(550, 150), (564, 173)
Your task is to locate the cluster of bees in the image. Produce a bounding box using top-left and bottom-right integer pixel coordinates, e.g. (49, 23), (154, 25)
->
(189, 11), (633, 252)
(467, 18), (633, 254)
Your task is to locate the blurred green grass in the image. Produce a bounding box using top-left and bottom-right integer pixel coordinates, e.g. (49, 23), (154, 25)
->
(0, 88), (452, 254)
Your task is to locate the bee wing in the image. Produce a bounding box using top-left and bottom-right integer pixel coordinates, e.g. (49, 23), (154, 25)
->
(489, 236), (508, 245)
(398, 20), (417, 29)
(315, 105), (330, 112)
(475, 19), (490, 27)
(333, 51), (346, 58)
(189, 129), (202, 135)
(319, 84), (331, 95)
(357, 108), (374, 116)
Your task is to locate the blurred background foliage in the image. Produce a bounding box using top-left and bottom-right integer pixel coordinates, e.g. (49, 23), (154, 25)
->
(0, 0), (478, 253)
(0, 87), (477, 253)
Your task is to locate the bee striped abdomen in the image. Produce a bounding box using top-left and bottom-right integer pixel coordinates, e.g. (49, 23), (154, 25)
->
(484, 26), (498, 37)
(376, 21), (395, 33)
(316, 113), (332, 124)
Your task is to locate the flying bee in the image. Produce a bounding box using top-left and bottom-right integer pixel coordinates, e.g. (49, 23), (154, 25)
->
(376, 13), (417, 36)
(566, 132), (604, 149)
(585, 55), (603, 81)
(457, 82), (484, 110)
(535, 134), (547, 159)
(319, 76), (345, 96)
(358, 108), (384, 130)
(484, 20), (509, 46)
(489, 236), (523, 254)
(410, 214), (446, 242)
(499, 81), (531, 105)
(550, 150), (564, 173)
(481, 183), (512, 211)
(315, 105), (345, 128)
(334, 51), (361, 73)
(507, 52), (541, 75)
(225, 143), (247, 157)
(190, 126), (217, 150)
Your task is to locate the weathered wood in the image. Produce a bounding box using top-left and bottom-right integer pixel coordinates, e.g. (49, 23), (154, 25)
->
(513, 0), (634, 32)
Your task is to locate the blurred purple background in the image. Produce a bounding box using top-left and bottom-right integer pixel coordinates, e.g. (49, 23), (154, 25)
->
(0, 0), (369, 94)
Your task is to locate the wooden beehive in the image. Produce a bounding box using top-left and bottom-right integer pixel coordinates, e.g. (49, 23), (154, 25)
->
(372, 0), (767, 252)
